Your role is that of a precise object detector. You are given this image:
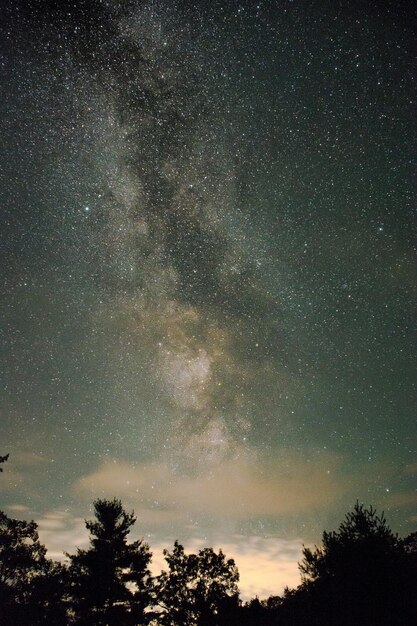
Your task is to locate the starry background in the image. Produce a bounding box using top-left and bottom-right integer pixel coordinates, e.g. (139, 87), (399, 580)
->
(1, 0), (416, 598)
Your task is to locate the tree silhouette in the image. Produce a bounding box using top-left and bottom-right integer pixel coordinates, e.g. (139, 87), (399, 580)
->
(0, 511), (46, 598)
(239, 596), (279, 626)
(1, 490), (416, 625)
(0, 510), (66, 625)
(67, 498), (152, 626)
(155, 540), (240, 626)
(403, 530), (417, 555)
(295, 501), (417, 626)
(0, 454), (9, 471)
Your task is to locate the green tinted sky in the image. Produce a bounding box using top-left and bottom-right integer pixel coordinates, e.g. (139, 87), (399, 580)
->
(1, 0), (415, 598)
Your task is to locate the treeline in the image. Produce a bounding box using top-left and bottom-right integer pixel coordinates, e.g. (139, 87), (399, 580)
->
(0, 448), (416, 626)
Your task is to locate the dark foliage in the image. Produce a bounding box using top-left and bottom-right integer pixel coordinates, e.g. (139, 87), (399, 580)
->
(283, 502), (417, 626)
(0, 511), (66, 625)
(155, 540), (240, 625)
(0, 454), (9, 472)
(0, 498), (416, 625)
(67, 498), (153, 625)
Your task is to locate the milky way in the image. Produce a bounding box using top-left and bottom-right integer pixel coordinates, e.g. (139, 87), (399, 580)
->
(1, 0), (416, 597)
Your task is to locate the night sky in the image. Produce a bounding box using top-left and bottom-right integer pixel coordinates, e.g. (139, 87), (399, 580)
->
(1, 0), (416, 598)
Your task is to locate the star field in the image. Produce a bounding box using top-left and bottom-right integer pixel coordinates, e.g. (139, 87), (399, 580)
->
(1, 0), (416, 597)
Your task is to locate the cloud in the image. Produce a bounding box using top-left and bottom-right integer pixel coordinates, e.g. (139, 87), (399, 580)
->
(34, 503), (304, 599)
(5, 503), (30, 515)
(37, 510), (88, 560)
(34, 506), (304, 599)
(222, 536), (302, 599)
(149, 534), (303, 601)
(73, 450), (345, 525)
